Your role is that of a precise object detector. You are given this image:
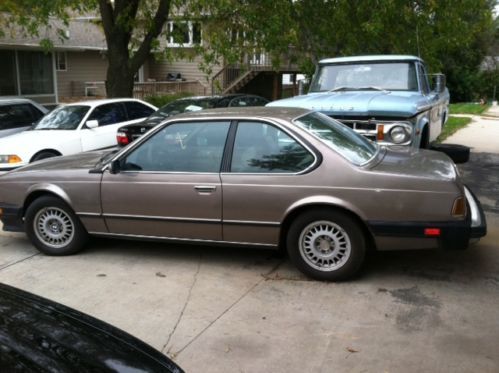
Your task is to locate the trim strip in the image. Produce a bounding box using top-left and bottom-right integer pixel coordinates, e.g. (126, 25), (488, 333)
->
(102, 213), (220, 224)
(88, 231), (277, 247)
(223, 219), (280, 227)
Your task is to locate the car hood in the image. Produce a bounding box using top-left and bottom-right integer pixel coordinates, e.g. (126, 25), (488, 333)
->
(372, 146), (457, 181)
(0, 129), (79, 153)
(268, 91), (429, 117)
(9, 149), (115, 173)
(0, 283), (183, 372)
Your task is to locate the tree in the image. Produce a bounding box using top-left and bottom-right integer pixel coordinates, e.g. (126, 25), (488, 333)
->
(2, 0), (496, 100)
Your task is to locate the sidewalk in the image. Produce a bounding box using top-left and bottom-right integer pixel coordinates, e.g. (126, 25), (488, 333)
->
(444, 109), (499, 154)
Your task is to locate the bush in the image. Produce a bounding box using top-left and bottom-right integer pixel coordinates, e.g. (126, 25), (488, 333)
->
(145, 92), (194, 108)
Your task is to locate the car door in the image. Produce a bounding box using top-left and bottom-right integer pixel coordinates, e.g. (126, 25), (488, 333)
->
(221, 120), (316, 246)
(100, 120), (231, 241)
(80, 103), (129, 151)
(418, 63), (441, 142)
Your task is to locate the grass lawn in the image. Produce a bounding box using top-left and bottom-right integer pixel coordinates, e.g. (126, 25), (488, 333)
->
(449, 103), (490, 115)
(437, 116), (472, 142)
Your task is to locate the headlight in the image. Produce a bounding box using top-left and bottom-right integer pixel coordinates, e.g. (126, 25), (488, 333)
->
(0, 155), (22, 164)
(389, 126), (410, 144)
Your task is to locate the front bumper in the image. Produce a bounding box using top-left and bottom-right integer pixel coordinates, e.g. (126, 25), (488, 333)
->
(0, 204), (24, 232)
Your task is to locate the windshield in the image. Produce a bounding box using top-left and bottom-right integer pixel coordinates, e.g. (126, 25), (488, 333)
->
(152, 99), (216, 120)
(310, 62), (418, 92)
(33, 105), (90, 130)
(293, 112), (378, 165)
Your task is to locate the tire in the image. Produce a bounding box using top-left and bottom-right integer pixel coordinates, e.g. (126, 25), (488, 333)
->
(286, 209), (366, 281)
(31, 151), (58, 162)
(25, 196), (88, 255)
(420, 126), (430, 149)
(430, 143), (470, 164)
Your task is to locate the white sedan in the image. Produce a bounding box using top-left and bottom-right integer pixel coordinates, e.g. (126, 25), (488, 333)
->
(0, 98), (157, 171)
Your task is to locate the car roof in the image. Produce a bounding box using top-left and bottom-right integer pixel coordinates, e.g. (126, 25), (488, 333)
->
(0, 97), (40, 106)
(63, 98), (150, 108)
(170, 106), (311, 121)
(319, 55), (423, 64)
(170, 94), (266, 103)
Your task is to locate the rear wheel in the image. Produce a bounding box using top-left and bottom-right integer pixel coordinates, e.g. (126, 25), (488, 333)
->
(286, 209), (366, 281)
(25, 196), (88, 255)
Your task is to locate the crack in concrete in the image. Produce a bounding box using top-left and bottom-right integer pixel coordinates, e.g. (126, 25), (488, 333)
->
(0, 253), (40, 271)
(172, 259), (285, 358)
(161, 254), (202, 354)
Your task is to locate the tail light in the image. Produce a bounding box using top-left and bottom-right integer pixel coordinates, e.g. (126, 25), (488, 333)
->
(452, 196), (466, 218)
(116, 132), (130, 146)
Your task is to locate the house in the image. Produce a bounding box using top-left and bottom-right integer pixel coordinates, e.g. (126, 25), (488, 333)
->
(0, 16), (299, 105)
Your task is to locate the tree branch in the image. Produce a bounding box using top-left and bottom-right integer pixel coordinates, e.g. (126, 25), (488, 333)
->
(131, 0), (171, 72)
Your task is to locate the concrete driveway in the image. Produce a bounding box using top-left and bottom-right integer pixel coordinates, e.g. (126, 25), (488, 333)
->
(1, 115), (499, 372)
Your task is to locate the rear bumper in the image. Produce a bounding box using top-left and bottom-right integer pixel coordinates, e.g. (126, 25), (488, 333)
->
(0, 204), (24, 232)
(368, 186), (487, 250)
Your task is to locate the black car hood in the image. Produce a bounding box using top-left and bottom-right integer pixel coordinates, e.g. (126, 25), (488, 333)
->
(0, 283), (183, 372)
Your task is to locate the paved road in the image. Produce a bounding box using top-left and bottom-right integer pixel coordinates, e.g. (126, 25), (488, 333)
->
(0, 116), (498, 372)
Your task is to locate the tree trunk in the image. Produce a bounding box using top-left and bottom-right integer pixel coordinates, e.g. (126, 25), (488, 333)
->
(105, 62), (136, 98)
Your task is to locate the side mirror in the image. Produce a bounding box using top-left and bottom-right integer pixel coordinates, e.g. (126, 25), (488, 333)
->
(433, 74), (446, 94)
(86, 120), (99, 129)
(109, 159), (121, 174)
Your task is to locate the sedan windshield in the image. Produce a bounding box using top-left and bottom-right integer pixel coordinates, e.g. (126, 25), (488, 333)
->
(293, 112), (378, 165)
(310, 62), (418, 92)
(33, 105), (90, 130)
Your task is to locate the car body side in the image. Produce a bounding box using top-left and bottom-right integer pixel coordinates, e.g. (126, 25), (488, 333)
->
(0, 109), (476, 252)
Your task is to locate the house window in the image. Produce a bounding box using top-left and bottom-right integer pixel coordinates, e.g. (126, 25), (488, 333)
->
(56, 52), (67, 71)
(167, 21), (202, 47)
(0, 50), (17, 95)
(18, 51), (54, 95)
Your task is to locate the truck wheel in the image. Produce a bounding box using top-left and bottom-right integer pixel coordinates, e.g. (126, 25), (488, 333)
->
(25, 196), (88, 255)
(420, 126), (430, 149)
(286, 209), (366, 281)
(430, 143), (470, 164)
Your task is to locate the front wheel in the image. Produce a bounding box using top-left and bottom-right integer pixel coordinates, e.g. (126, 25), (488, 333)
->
(287, 209), (366, 281)
(25, 196), (88, 255)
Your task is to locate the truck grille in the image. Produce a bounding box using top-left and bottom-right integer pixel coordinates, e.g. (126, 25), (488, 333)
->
(334, 118), (377, 131)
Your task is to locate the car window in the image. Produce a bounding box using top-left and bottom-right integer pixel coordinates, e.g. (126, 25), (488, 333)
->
(89, 103), (127, 126)
(0, 104), (38, 130)
(125, 101), (155, 120)
(418, 63), (430, 94)
(231, 121), (315, 173)
(293, 112), (378, 165)
(33, 105), (89, 130)
(122, 121), (231, 172)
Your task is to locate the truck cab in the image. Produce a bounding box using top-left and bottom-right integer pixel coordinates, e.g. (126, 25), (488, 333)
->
(268, 55), (449, 148)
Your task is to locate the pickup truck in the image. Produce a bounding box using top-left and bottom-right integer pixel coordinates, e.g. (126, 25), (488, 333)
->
(268, 55), (449, 149)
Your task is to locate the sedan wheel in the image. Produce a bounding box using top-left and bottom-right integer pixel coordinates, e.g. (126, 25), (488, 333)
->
(25, 196), (88, 255)
(287, 209), (366, 281)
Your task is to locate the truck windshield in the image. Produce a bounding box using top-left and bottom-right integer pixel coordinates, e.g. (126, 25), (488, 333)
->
(293, 112), (378, 166)
(309, 62), (418, 92)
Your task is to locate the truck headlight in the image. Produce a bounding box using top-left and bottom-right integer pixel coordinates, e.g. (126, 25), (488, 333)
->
(389, 126), (410, 144)
(0, 155), (22, 164)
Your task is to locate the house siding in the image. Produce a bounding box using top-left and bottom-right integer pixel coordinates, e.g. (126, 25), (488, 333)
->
(148, 50), (220, 93)
(57, 51), (108, 99)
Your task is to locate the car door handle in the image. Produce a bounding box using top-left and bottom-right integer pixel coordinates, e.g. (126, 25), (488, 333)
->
(194, 185), (217, 193)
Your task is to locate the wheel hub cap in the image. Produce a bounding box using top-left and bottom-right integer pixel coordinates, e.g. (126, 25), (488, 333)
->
(34, 207), (75, 249)
(299, 220), (352, 272)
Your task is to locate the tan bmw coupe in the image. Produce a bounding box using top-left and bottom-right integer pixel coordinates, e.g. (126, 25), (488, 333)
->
(0, 107), (486, 281)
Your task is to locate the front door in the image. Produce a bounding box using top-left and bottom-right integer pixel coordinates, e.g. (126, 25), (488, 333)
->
(101, 120), (231, 241)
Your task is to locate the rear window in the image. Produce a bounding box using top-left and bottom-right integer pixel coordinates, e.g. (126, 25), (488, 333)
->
(293, 112), (378, 165)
